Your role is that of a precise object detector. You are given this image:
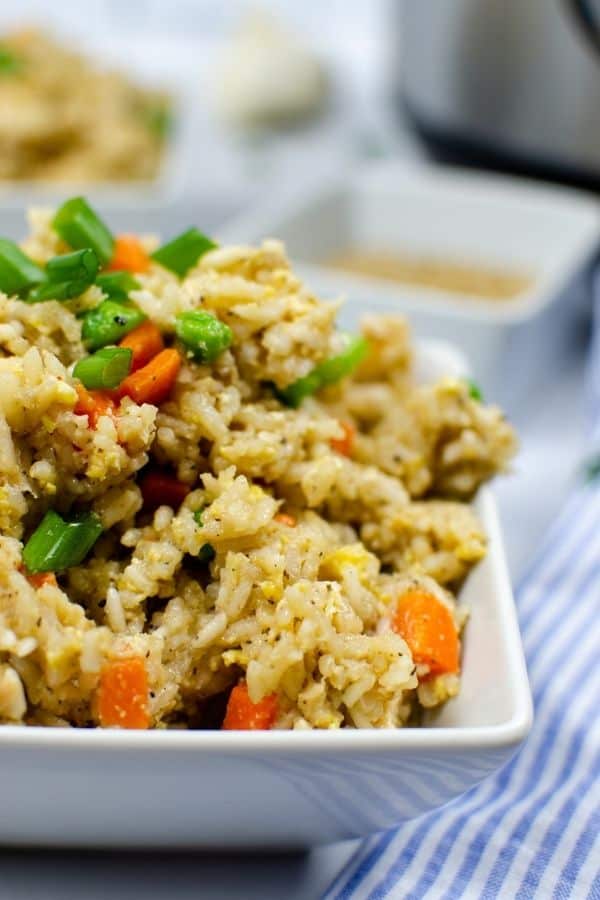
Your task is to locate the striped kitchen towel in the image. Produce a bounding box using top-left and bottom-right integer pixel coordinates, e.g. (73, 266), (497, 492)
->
(323, 326), (600, 900)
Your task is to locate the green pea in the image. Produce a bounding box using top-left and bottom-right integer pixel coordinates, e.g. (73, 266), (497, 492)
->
(175, 310), (232, 363)
(82, 300), (146, 351)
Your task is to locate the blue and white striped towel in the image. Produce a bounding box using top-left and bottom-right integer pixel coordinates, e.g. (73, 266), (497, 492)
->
(323, 312), (600, 900)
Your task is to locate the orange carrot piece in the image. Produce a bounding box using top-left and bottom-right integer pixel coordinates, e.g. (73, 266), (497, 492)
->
(139, 469), (190, 511)
(97, 657), (150, 729)
(330, 420), (356, 457)
(274, 512), (296, 527)
(222, 683), (278, 731)
(117, 348), (181, 406)
(119, 321), (164, 371)
(26, 572), (57, 589)
(74, 383), (117, 429)
(391, 589), (459, 679)
(107, 234), (150, 274)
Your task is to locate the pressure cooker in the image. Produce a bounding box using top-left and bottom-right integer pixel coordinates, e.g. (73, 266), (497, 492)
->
(397, 0), (600, 188)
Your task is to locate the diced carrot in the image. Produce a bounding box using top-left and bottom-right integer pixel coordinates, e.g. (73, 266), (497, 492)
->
(391, 589), (459, 679)
(117, 348), (181, 406)
(274, 512), (296, 527)
(74, 383), (117, 429)
(330, 420), (356, 457)
(26, 571), (57, 589)
(222, 682), (278, 731)
(139, 468), (190, 511)
(97, 657), (150, 729)
(107, 234), (150, 274)
(119, 321), (164, 371)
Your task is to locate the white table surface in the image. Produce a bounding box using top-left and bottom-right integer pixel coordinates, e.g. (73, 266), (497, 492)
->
(0, 842), (360, 900)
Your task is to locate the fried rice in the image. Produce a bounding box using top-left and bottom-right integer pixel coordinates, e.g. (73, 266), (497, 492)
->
(0, 30), (169, 183)
(0, 203), (517, 730)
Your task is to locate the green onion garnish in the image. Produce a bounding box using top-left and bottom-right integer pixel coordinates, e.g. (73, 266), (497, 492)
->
(52, 197), (114, 266)
(28, 281), (87, 303)
(27, 248), (99, 303)
(0, 239), (45, 297)
(0, 46), (22, 76)
(73, 347), (133, 390)
(311, 335), (369, 385)
(197, 543), (215, 564)
(175, 310), (232, 363)
(274, 372), (321, 408)
(81, 300), (147, 351)
(47, 248), (98, 283)
(466, 378), (484, 402)
(152, 228), (216, 277)
(22, 509), (103, 574)
(142, 102), (172, 139)
(276, 334), (369, 408)
(192, 510), (213, 561)
(96, 271), (140, 302)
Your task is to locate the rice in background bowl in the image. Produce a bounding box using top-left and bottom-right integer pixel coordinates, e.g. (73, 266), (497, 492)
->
(0, 30), (170, 184)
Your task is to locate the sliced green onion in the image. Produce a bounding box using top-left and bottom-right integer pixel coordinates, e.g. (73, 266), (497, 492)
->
(81, 300), (147, 351)
(276, 334), (369, 408)
(192, 509), (214, 561)
(152, 228), (217, 277)
(0, 46), (22, 76)
(23, 509), (103, 574)
(197, 543), (215, 564)
(52, 197), (114, 266)
(27, 248), (100, 303)
(312, 335), (369, 385)
(0, 238), (45, 296)
(142, 102), (172, 139)
(47, 248), (98, 284)
(466, 378), (484, 402)
(273, 373), (319, 408)
(175, 310), (232, 363)
(28, 281), (88, 303)
(96, 271), (140, 302)
(73, 347), (133, 390)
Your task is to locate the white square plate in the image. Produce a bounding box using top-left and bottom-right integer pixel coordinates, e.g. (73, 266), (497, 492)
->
(0, 339), (532, 848)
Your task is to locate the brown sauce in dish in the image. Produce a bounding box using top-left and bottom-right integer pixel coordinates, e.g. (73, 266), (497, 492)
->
(326, 251), (533, 301)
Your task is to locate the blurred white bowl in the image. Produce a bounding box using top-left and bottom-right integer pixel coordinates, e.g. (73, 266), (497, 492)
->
(0, 339), (531, 848)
